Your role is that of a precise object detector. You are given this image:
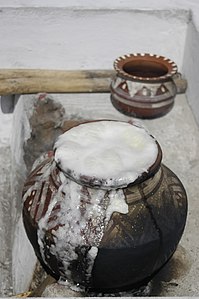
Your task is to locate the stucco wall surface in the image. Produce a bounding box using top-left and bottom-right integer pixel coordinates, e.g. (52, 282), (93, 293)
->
(0, 8), (189, 70)
(182, 21), (199, 123)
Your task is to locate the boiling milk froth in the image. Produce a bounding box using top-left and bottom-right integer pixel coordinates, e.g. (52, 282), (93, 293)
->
(54, 121), (158, 188)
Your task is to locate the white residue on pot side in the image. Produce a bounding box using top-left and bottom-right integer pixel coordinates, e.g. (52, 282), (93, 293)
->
(36, 168), (128, 286)
(106, 189), (128, 221)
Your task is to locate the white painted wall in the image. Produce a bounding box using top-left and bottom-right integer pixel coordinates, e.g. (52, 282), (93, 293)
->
(0, 8), (188, 70)
(183, 21), (199, 122)
(12, 215), (37, 295)
(0, 0), (199, 296)
(10, 96), (35, 295)
(0, 146), (12, 296)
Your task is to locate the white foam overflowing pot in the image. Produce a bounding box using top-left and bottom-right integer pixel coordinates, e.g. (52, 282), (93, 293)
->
(22, 120), (187, 293)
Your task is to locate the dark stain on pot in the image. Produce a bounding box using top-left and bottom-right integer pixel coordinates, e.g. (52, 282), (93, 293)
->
(151, 245), (192, 295)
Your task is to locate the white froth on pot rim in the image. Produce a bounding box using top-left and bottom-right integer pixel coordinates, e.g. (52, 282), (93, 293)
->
(54, 120), (159, 189)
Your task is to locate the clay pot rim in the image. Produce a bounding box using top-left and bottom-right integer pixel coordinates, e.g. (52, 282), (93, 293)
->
(114, 53), (178, 83)
(54, 119), (162, 189)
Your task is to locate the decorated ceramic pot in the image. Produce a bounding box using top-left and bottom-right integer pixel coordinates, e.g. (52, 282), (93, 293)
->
(110, 53), (178, 119)
(22, 120), (187, 293)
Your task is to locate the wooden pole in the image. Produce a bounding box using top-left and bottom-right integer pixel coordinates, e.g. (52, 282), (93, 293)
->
(0, 69), (115, 80)
(0, 69), (115, 95)
(0, 69), (187, 96)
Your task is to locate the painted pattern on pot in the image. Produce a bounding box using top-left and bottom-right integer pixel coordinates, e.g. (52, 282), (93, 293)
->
(110, 53), (178, 119)
(22, 120), (187, 293)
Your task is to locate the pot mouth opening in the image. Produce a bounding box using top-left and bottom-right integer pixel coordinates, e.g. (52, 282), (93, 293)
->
(123, 60), (168, 78)
(114, 53), (178, 82)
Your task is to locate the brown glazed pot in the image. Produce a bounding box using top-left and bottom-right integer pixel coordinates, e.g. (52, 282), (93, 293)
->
(110, 53), (178, 119)
(22, 121), (187, 293)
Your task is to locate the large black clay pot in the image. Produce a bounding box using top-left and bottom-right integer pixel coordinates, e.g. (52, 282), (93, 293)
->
(22, 120), (187, 293)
